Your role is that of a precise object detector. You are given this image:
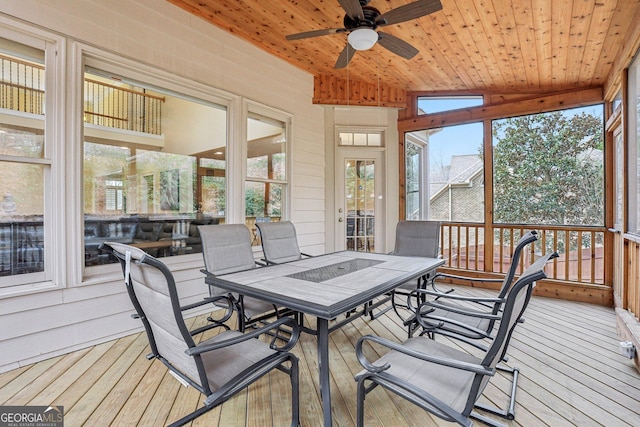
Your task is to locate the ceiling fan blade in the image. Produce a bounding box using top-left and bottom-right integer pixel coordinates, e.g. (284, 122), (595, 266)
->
(286, 28), (344, 41)
(334, 44), (356, 69)
(377, 32), (419, 59)
(376, 0), (443, 27)
(338, 0), (365, 21)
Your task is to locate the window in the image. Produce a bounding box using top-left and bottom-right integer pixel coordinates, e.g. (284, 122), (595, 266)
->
(0, 36), (50, 286)
(417, 96), (483, 115)
(405, 122), (484, 222)
(405, 139), (425, 220)
(83, 66), (228, 267)
(339, 131), (382, 147)
(492, 105), (604, 226)
(245, 112), (287, 241)
(630, 51), (640, 234)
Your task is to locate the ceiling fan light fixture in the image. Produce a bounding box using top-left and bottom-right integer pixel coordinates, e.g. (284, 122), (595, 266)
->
(348, 28), (378, 50)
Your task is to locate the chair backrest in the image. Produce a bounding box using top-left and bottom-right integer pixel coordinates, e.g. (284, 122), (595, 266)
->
(464, 251), (557, 415)
(103, 242), (210, 394)
(198, 224), (257, 275)
(256, 221), (303, 264)
(393, 220), (441, 258)
(496, 230), (538, 298)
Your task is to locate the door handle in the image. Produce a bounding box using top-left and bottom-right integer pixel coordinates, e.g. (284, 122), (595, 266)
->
(338, 218), (343, 222)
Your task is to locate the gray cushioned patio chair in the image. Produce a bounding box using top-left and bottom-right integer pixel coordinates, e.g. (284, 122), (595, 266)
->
(198, 224), (287, 332)
(413, 230), (539, 344)
(102, 242), (300, 427)
(389, 220), (444, 329)
(355, 251), (557, 427)
(255, 221), (312, 264)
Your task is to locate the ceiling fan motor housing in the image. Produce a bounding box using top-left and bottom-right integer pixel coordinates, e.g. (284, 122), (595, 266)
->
(343, 6), (382, 30)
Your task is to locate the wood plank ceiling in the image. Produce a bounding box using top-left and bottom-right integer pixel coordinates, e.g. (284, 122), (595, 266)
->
(168, 0), (640, 99)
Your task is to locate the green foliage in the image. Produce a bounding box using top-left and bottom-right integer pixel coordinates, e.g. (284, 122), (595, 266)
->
(492, 110), (604, 226)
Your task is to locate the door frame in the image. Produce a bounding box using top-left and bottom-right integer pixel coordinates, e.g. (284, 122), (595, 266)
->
(323, 107), (400, 255)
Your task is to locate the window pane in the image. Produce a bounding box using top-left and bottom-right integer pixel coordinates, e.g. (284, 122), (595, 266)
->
(0, 124), (44, 158)
(339, 132), (353, 145)
(247, 114), (285, 181)
(368, 133), (381, 146)
(406, 122), (484, 222)
(245, 181), (283, 218)
(417, 96), (483, 115)
(353, 133), (367, 146)
(83, 68), (227, 266)
(615, 129), (624, 228)
(0, 160), (45, 277)
(405, 141), (422, 220)
(492, 106), (604, 225)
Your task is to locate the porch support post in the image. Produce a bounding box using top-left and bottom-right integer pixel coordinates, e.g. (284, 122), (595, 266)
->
(483, 116), (494, 273)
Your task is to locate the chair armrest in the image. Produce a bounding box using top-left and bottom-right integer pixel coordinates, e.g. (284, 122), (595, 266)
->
(185, 317), (300, 356)
(180, 294), (234, 312)
(355, 334), (493, 376)
(412, 288), (504, 304)
(418, 300), (502, 320)
(415, 312), (498, 340)
(433, 272), (504, 284)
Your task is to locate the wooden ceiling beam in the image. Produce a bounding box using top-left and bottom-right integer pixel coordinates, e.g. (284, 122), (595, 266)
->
(398, 86), (603, 132)
(312, 74), (407, 109)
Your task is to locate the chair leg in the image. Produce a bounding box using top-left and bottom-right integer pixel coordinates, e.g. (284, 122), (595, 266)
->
(167, 402), (217, 427)
(289, 355), (300, 427)
(473, 366), (519, 421)
(356, 377), (366, 427)
(469, 410), (508, 427)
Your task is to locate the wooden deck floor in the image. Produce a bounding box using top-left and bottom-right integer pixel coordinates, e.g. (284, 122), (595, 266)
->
(1, 286), (639, 426)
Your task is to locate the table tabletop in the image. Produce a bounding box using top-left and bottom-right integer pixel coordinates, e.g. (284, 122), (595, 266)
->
(207, 250), (444, 319)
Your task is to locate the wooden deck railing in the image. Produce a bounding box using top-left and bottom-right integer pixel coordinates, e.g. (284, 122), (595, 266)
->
(441, 222), (606, 285)
(623, 234), (640, 319)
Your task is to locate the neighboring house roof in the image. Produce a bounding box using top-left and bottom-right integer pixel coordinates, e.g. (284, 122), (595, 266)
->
(430, 154), (483, 200)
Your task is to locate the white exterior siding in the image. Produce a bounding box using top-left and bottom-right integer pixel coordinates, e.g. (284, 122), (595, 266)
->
(0, 0), (326, 372)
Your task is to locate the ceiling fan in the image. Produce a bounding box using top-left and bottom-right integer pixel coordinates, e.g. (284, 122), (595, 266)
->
(286, 0), (443, 68)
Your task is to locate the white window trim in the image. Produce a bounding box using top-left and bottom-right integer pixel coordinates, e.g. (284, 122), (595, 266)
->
(242, 100), (293, 224)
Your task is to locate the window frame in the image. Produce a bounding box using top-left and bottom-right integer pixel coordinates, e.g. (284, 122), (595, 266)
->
(628, 50), (640, 235)
(404, 134), (427, 220)
(73, 43), (240, 284)
(243, 100), (292, 224)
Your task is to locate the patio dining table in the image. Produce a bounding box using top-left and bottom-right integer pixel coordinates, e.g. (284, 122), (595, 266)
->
(205, 250), (444, 427)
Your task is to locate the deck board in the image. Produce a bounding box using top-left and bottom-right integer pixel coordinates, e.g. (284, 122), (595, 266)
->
(1, 286), (639, 426)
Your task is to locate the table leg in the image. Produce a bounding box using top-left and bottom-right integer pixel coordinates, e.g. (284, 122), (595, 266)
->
(317, 318), (332, 427)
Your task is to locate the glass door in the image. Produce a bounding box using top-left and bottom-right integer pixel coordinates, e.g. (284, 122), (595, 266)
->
(336, 150), (384, 253)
